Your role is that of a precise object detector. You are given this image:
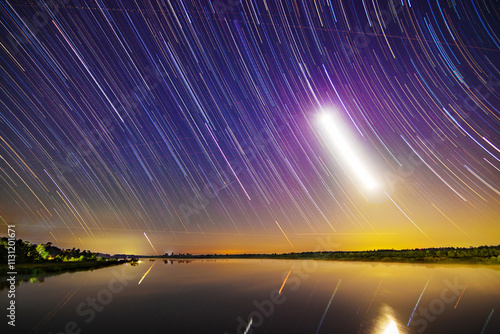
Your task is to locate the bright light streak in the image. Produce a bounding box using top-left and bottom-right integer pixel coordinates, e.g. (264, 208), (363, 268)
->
(49, 231), (59, 242)
(431, 203), (470, 237)
(144, 232), (158, 255)
(454, 284), (468, 309)
(315, 279), (342, 334)
(317, 112), (380, 192)
(386, 193), (431, 240)
(408, 277), (431, 326)
(206, 123), (251, 200)
(276, 221), (296, 251)
(243, 317), (253, 334)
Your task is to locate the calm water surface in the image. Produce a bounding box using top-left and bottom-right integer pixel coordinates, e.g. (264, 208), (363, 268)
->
(2, 259), (500, 333)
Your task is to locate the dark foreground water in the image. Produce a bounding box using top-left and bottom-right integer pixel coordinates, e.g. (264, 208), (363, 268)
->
(2, 259), (500, 333)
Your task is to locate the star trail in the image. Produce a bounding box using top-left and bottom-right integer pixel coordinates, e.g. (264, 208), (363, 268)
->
(0, 0), (499, 254)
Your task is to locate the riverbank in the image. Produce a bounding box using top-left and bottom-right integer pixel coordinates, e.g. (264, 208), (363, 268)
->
(160, 246), (500, 265)
(162, 255), (500, 265)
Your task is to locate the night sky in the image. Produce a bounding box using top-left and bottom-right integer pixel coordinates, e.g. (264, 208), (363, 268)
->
(1, 0), (499, 255)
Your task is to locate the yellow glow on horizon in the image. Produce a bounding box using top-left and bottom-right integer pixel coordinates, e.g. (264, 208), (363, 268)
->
(19, 205), (500, 255)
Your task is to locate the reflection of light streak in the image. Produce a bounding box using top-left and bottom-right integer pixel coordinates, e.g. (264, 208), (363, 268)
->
(454, 284), (468, 309)
(276, 221), (296, 251)
(317, 112), (380, 192)
(144, 232), (158, 255)
(365, 280), (382, 316)
(382, 320), (399, 334)
(31, 285), (82, 332)
(407, 277), (431, 326)
(138, 261), (157, 285)
(376, 305), (401, 334)
(243, 317), (253, 334)
(481, 309), (494, 334)
(279, 265), (294, 295)
(315, 279), (342, 334)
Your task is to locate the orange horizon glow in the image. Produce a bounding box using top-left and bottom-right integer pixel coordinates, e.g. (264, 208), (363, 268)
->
(7, 225), (499, 256)
(5, 188), (500, 256)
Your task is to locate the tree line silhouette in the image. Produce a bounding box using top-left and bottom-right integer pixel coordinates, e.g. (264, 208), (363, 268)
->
(0, 237), (110, 264)
(162, 245), (500, 264)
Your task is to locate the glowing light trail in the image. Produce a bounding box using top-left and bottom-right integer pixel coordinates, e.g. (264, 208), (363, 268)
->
(315, 279), (342, 334)
(431, 203), (470, 237)
(243, 317), (253, 334)
(454, 284), (468, 309)
(205, 123), (251, 201)
(407, 277), (432, 326)
(386, 193), (431, 240)
(317, 112), (380, 192)
(481, 309), (494, 334)
(276, 221), (296, 251)
(144, 232), (158, 255)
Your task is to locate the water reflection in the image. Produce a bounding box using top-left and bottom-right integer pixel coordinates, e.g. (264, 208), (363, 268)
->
(163, 259), (193, 264)
(0, 271), (49, 290)
(2, 259), (499, 333)
(381, 320), (399, 334)
(375, 305), (403, 334)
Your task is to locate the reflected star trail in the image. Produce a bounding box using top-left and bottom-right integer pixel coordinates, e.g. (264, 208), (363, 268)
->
(0, 0), (499, 254)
